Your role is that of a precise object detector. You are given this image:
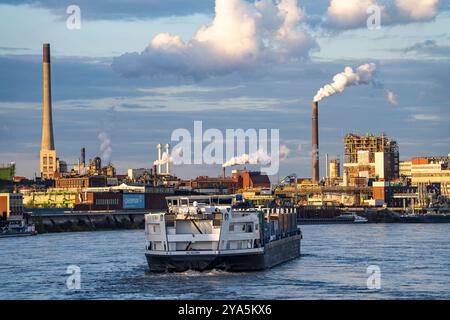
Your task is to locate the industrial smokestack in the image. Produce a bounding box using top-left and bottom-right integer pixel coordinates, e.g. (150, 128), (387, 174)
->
(80, 148), (86, 166)
(156, 144), (162, 175)
(39, 43), (57, 179)
(222, 167), (226, 179)
(312, 101), (319, 183)
(41, 43), (54, 150)
(165, 143), (170, 175)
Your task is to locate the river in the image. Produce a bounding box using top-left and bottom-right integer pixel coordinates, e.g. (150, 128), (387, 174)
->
(1, 224), (449, 299)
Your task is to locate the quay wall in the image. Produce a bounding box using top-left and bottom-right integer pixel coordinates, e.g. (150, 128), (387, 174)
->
(27, 210), (155, 233)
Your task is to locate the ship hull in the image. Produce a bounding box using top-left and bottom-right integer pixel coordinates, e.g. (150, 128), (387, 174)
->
(146, 234), (301, 272)
(0, 231), (37, 238)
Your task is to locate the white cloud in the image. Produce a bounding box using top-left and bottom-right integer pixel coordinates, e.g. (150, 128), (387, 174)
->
(112, 0), (316, 78)
(413, 114), (442, 121)
(325, 0), (441, 29)
(326, 0), (376, 29)
(395, 0), (439, 20)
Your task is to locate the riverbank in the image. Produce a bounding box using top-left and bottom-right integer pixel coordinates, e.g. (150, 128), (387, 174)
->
(25, 208), (450, 234)
(27, 210), (148, 233)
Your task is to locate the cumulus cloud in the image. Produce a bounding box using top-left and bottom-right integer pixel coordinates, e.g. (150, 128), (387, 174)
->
(395, 0), (439, 20)
(112, 0), (317, 79)
(325, 0), (441, 29)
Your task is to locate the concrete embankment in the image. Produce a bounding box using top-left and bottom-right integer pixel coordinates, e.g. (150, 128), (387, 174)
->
(26, 210), (152, 233)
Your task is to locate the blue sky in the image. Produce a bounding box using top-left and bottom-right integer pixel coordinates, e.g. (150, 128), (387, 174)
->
(0, 0), (449, 179)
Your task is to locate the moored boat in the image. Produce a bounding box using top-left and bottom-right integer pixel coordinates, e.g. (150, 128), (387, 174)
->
(0, 220), (37, 238)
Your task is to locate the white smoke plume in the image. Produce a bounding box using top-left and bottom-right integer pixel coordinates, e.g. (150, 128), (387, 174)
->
(98, 132), (112, 163)
(154, 152), (173, 166)
(387, 90), (398, 105)
(279, 144), (291, 160)
(313, 63), (377, 102)
(222, 149), (272, 168)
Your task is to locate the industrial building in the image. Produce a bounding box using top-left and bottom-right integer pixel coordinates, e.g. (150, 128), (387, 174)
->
(372, 181), (441, 209)
(343, 133), (399, 184)
(178, 170), (271, 195)
(0, 162), (15, 184)
(74, 186), (175, 211)
(128, 168), (153, 181)
(328, 156), (340, 179)
(0, 193), (24, 223)
(400, 155), (450, 196)
(55, 176), (107, 190)
(179, 176), (240, 194)
(234, 170), (271, 189)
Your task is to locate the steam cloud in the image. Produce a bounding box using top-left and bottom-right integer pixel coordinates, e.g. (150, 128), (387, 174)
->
(222, 149), (272, 168)
(279, 144), (291, 160)
(313, 63), (377, 102)
(98, 132), (112, 163)
(387, 90), (398, 105)
(154, 152), (173, 166)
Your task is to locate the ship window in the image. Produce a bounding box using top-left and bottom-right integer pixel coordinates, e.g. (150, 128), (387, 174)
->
(246, 224), (253, 233)
(229, 224), (234, 232)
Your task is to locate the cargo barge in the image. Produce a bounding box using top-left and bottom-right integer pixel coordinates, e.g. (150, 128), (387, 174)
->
(145, 196), (301, 272)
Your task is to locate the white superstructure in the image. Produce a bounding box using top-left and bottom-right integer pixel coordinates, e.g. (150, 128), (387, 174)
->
(145, 196), (262, 254)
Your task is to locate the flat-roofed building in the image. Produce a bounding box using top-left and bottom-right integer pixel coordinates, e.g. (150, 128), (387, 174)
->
(55, 176), (107, 190)
(0, 193), (23, 223)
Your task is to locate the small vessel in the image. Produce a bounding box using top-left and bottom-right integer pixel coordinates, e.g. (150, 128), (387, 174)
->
(299, 212), (368, 225)
(353, 214), (369, 223)
(0, 220), (37, 238)
(145, 195), (302, 272)
(339, 213), (368, 223)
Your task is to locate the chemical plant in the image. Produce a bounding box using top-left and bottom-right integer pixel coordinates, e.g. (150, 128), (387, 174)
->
(1, 43), (449, 233)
